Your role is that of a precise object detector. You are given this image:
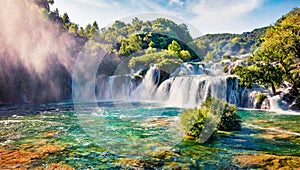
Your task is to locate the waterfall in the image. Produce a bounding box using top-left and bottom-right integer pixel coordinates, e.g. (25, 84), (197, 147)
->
(94, 62), (277, 110)
(131, 65), (160, 101)
(164, 76), (210, 108)
(109, 75), (132, 102)
(96, 76), (111, 100)
(171, 63), (205, 77)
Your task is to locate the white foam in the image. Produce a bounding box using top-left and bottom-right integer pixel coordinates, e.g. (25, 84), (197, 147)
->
(244, 123), (300, 136)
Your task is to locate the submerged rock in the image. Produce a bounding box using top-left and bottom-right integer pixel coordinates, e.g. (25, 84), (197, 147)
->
(256, 131), (298, 141)
(0, 142), (66, 169)
(116, 158), (150, 168)
(234, 154), (300, 169)
(36, 163), (74, 170)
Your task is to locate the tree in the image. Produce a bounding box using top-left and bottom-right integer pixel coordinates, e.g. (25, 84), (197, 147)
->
(180, 97), (241, 140)
(119, 35), (142, 57)
(234, 8), (300, 95)
(47, 0), (54, 5)
(61, 13), (70, 28)
(69, 23), (78, 34)
(148, 41), (155, 48)
(204, 51), (213, 62)
(85, 24), (93, 37)
(53, 8), (59, 17)
(92, 21), (99, 33)
(112, 20), (126, 29)
(168, 40), (181, 55)
(180, 50), (191, 61)
(78, 27), (85, 36)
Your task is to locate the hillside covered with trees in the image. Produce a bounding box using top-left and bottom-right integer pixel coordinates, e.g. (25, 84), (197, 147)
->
(0, 0), (296, 104)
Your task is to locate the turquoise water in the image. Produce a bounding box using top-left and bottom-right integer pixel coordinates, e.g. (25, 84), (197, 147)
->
(0, 103), (299, 169)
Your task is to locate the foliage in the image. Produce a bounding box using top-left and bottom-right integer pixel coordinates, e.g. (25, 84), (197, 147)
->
(100, 18), (193, 44)
(191, 27), (267, 60)
(117, 33), (198, 61)
(119, 35), (143, 57)
(233, 64), (284, 93)
(204, 52), (214, 62)
(128, 50), (182, 73)
(231, 57), (239, 62)
(222, 54), (231, 60)
(180, 50), (192, 61)
(180, 97), (242, 139)
(168, 40), (181, 55)
(234, 8), (300, 95)
(217, 102), (241, 131)
(222, 63), (230, 73)
(256, 93), (267, 105)
(180, 107), (208, 138)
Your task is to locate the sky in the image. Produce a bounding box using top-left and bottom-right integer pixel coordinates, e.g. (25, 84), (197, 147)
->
(50, 0), (300, 36)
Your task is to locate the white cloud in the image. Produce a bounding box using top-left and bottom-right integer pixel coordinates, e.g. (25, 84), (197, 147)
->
(169, 0), (184, 6)
(130, 0), (174, 14)
(188, 0), (265, 33)
(191, 0), (264, 21)
(52, 0), (269, 34)
(73, 0), (118, 8)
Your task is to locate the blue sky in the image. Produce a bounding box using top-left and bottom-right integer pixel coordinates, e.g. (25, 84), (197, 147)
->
(50, 0), (300, 36)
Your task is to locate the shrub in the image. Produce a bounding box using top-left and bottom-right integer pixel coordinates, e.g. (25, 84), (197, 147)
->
(222, 63), (230, 73)
(231, 57), (239, 62)
(180, 108), (208, 138)
(256, 93), (267, 105)
(222, 54), (231, 60)
(180, 97), (242, 139)
(128, 50), (182, 73)
(217, 103), (241, 131)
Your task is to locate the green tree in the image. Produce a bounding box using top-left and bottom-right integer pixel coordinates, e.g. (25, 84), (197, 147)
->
(78, 27), (85, 36)
(180, 97), (241, 140)
(119, 35), (143, 57)
(168, 40), (181, 55)
(148, 41), (155, 48)
(92, 21), (99, 33)
(69, 23), (78, 34)
(234, 8), (300, 95)
(204, 51), (213, 62)
(180, 50), (191, 61)
(53, 8), (59, 17)
(112, 20), (126, 29)
(61, 13), (70, 28)
(85, 23), (95, 37)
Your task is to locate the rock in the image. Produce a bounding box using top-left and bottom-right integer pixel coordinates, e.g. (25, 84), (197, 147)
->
(0, 142), (65, 169)
(234, 154), (300, 169)
(281, 91), (300, 111)
(116, 158), (149, 168)
(289, 102), (300, 111)
(261, 98), (270, 109)
(34, 163), (74, 170)
(289, 104), (300, 110)
(44, 130), (57, 137)
(256, 131), (297, 141)
(132, 68), (170, 88)
(146, 149), (180, 160)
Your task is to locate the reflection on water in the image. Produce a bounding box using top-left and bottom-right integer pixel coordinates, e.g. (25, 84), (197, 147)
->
(0, 102), (299, 169)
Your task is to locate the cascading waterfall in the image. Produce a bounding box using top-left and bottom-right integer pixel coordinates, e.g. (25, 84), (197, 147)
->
(101, 64), (230, 108)
(163, 76), (211, 108)
(130, 65), (161, 101)
(171, 63), (205, 76)
(95, 63), (270, 109)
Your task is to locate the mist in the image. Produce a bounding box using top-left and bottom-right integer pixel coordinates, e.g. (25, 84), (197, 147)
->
(0, 0), (78, 103)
